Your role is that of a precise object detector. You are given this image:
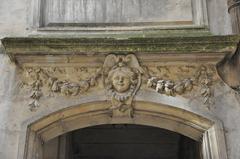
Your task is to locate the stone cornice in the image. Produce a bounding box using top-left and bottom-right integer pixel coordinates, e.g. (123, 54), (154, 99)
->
(2, 35), (240, 64)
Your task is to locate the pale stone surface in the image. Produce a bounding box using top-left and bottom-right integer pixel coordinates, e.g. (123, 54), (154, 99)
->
(207, 0), (233, 35)
(0, 53), (21, 159)
(0, 0), (233, 36)
(43, 0), (193, 26)
(0, 0), (239, 159)
(0, 0), (27, 38)
(213, 85), (240, 159)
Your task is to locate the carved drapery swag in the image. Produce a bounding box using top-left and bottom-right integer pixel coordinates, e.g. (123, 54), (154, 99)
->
(20, 54), (217, 115)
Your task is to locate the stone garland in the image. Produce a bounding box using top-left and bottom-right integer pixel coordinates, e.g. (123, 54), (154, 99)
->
(147, 77), (194, 96)
(25, 54), (144, 117)
(26, 67), (101, 111)
(24, 56), (215, 112)
(147, 65), (214, 107)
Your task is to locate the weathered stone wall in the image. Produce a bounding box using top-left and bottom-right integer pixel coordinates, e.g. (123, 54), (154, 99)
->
(0, 52), (19, 159)
(0, 0), (27, 38)
(0, 1), (239, 159)
(0, 41), (240, 159)
(0, 0), (234, 38)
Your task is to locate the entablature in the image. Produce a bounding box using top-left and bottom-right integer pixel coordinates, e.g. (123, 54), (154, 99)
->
(1, 35), (240, 113)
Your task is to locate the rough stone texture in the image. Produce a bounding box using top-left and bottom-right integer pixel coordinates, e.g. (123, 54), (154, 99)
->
(0, 0), (239, 159)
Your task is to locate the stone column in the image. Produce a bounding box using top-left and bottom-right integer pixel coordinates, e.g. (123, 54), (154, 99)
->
(228, 0), (240, 34)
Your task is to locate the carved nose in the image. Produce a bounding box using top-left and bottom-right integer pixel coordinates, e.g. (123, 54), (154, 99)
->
(119, 77), (124, 83)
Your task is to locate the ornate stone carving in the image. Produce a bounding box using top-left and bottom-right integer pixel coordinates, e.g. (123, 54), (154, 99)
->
(195, 65), (214, 108)
(147, 77), (193, 96)
(22, 53), (218, 112)
(102, 54), (143, 117)
(22, 54), (144, 114)
(28, 69), (43, 111)
(147, 65), (215, 107)
(23, 67), (101, 111)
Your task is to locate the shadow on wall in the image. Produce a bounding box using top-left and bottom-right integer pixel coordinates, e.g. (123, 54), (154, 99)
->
(217, 41), (240, 92)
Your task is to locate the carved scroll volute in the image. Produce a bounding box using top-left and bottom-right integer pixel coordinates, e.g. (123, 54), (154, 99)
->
(103, 54), (144, 118)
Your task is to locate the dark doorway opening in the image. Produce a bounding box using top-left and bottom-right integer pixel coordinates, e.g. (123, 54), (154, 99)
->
(43, 124), (202, 159)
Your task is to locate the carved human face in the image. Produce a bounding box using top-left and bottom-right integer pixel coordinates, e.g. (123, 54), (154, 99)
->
(112, 70), (131, 93)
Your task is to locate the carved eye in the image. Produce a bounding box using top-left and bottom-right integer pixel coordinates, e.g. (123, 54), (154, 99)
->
(114, 76), (119, 81)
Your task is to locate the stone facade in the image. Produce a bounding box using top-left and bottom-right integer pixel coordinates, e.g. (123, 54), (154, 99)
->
(0, 1), (240, 159)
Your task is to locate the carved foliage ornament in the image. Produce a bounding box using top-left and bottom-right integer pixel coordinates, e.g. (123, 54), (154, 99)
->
(24, 54), (144, 117)
(25, 67), (101, 111)
(147, 65), (215, 109)
(147, 77), (193, 96)
(22, 54), (217, 113)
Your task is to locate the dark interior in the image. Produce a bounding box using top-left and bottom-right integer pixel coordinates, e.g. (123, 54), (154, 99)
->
(43, 124), (202, 159)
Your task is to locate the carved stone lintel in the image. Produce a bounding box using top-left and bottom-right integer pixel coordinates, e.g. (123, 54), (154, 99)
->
(22, 54), (218, 112)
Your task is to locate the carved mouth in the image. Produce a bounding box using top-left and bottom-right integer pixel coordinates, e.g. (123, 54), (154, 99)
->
(117, 83), (124, 86)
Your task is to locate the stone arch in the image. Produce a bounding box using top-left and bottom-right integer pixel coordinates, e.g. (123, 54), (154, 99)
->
(24, 100), (227, 159)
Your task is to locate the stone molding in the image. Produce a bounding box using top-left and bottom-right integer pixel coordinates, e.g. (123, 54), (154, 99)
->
(2, 36), (240, 63)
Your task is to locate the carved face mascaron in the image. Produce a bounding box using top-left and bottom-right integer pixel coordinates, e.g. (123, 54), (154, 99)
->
(112, 70), (131, 93)
(108, 67), (136, 93)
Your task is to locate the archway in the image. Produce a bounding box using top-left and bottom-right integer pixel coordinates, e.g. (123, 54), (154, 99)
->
(24, 101), (227, 159)
(43, 124), (202, 159)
